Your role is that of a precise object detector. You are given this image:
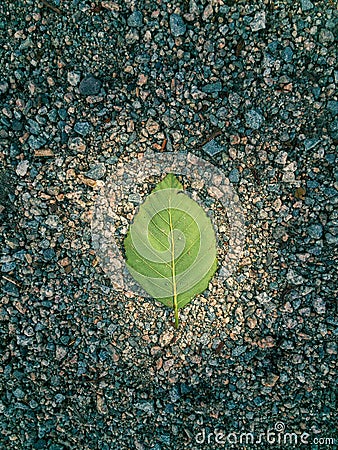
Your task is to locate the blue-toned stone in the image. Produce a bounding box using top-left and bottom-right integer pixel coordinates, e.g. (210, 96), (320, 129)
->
(307, 180), (319, 189)
(74, 121), (91, 136)
(127, 11), (143, 28)
(12, 120), (23, 131)
(229, 168), (240, 183)
(325, 233), (338, 245)
(98, 350), (109, 361)
(245, 109), (264, 130)
(202, 81), (222, 93)
(77, 361), (87, 376)
(301, 0), (313, 10)
(60, 335), (70, 345)
(170, 386), (180, 403)
(49, 445), (64, 450)
(202, 139), (224, 156)
(160, 435), (171, 445)
(308, 224), (323, 239)
(312, 87), (321, 99)
(28, 135), (47, 150)
(327, 100), (338, 116)
(10, 143), (19, 157)
(57, 120), (65, 131)
(319, 29), (334, 44)
(165, 403), (175, 414)
(329, 118), (338, 139)
(30, 168), (38, 182)
(2, 282), (19, 297)
(325, 154), (335, 164)
(304, 137), (320, 151)
(47, 109), (58, 122)
(13, 250), (26, 261)
(323, 187), (337, 197)
(34, 439), (46, 449)
(170, 14), (186, 37)
(43, 248), (56, 261)
(135, 401), (154, 414)
(268, 41), (278, 53)
(128, 193), (142, 204)
(232, 345), (246, 356)
(254, 396), (265, 406)
(1, 261), (16, 272)
(54, 394), (65, 403)
(27, 119), (41, 135)
(79, 75), (102, 96)
(180, 383), (191, 395)
(58, 108), (68, 120)
(13, 388), (25, 399)
(282, 46), (293, 62)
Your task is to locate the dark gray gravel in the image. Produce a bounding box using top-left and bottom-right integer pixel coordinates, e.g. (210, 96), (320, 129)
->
(0, 0), (337, 449)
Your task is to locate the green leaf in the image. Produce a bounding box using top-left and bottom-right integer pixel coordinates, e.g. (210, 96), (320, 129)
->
(124, 173), (217, 328)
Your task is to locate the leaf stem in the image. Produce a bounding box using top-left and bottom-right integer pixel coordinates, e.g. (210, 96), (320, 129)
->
(168, 202), (179, 329)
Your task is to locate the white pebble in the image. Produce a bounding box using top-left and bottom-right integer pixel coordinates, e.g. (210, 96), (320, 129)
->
(16, 160), (29, 176)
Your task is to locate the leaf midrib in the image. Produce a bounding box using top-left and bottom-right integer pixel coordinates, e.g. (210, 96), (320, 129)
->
(168, 196), (178, 327)
(134, 196), (208, 277)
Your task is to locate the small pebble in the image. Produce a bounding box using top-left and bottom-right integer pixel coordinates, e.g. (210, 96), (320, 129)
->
(127, 11), (143, 28)
(202, 82), (222, 94)
(304, 138), (320, 151)
(170, 14), (186, 37)
(146, 118), (160, 135)
(229, 168), (240, 184)
(327, 101), (338, 116)
(86, 163), (106, 180)
(319, 29), (334, 44)
(68, 136), (86, 152)
(79, 75), (102, 96)
(67, 72), (81, 86)
(202, 139), (224, 157)
(250, 11), (266, 31)
(16, 160), (29, 177)
(74, 121), (91, 136)
(308, 224), (323, 240)
(313, 298), (326, 314)
(245, 110), (264, 130)
(300, 0), (314, 10)
(27, 135), (47, 150)
(0, 80), (9, 94)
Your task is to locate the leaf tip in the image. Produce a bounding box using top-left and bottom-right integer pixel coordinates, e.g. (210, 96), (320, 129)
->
(155, 173), (183, 191)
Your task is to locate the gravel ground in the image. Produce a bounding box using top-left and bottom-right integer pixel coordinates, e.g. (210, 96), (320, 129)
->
(0, 0), (337, 449)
